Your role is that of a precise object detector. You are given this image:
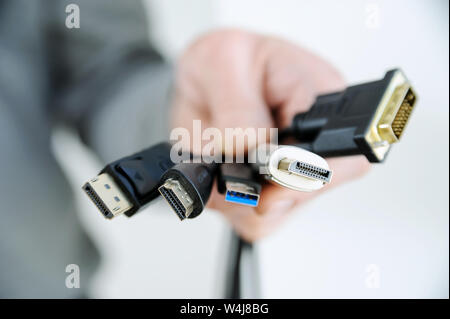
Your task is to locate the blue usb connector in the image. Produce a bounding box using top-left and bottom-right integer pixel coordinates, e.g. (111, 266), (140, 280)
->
(224, 182), (260, 207)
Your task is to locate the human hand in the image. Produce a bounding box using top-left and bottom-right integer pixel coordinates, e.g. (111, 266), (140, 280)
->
(171, 29), (370, 242)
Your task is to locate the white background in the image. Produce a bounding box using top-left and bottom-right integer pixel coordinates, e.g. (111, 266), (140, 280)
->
(54, 0), (449, 298)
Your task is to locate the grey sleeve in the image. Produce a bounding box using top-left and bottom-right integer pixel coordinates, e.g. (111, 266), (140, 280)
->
(46, 0), (172, 162)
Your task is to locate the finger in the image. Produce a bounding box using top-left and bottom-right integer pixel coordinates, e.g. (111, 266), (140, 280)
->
(276, 73), (346, 129)
(179, 31), (275, 154)
(260, 39), (346, 128)
(275, 83), (316, 129)
(205, 53), (274, 154)
(173, 82), (272, 156)
(264, 40), (345, 107)
(170, 94), (213, 154)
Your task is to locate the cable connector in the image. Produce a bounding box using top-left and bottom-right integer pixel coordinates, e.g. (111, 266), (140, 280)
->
(218, 163), (261, 207)
(82, 142), (174, 218)
(159, 161), (218, 220)
(287, 69), (417, 162)
(159, 178), (194, 220)
(82, 173), (133, 219)
(277, 158), (332, 184)
(250, 144), (332, 192)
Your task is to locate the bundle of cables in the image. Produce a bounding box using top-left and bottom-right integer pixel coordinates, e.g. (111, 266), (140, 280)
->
(82, 69), (417, 298)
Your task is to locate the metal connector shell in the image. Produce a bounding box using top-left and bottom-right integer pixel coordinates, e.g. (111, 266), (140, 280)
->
(251, 144), (332, 192)
(82, 173), (133, 219)
(365, 69), (417, 161)
(159, 178), (194, 220)
(278, 158), (332, 184)
(291, 69), (417, 163)
(377, 85), (416, 143)
(225, 181), (260, 207)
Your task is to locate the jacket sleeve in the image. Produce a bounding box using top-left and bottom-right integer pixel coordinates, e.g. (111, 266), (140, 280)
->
(46, 0), (172, 162)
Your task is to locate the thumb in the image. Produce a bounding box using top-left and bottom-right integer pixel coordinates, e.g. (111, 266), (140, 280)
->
(208, 84), (274, 156)
(173, 30), (275, 155)
(204, 53), (274, 155)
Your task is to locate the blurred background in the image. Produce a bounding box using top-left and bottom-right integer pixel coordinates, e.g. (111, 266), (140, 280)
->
(53, 0), (449, 298)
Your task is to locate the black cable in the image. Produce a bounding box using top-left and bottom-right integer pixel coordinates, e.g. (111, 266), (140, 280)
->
(82, 143), (218, 220)
(225, 232), (253, 299)
(82, 69), (417, 299)
(231, 234), (245, 299)
(287, 69), (416, 163)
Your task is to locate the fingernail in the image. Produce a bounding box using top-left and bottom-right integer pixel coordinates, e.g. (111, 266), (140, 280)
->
(265, 200), (295, 215)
